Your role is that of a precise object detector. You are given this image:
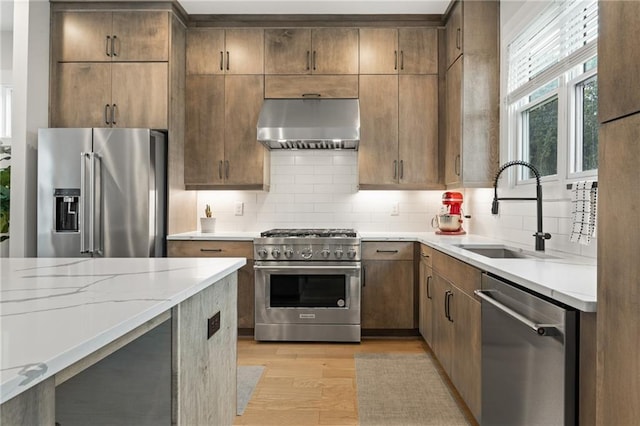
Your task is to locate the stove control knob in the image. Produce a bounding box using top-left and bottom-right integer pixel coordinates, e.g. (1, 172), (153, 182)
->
(321, 249), (331, 259)
(347, 249), (357, 259)
(301, 247), (313, 259)
(271, 248), (281, 258)
(284, 248), (294, 258)
(257, 248), (269, 258)
(334, 248), (344, 259)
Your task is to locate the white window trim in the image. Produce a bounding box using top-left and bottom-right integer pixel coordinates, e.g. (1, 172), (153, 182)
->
(500, 1), (598, 195)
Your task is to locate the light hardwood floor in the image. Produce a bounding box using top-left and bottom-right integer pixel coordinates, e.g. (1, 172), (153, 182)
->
(234, 337), (475, 426)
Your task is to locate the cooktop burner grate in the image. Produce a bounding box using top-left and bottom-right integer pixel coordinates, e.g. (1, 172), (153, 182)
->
(260, 228), (357, 238)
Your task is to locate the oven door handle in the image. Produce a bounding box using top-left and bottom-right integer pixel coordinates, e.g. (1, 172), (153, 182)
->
(254, 265), (360, 271)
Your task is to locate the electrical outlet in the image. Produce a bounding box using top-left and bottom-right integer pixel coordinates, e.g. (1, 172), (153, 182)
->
(391, 202), (399, 216)
(207, 311), (221, 339)
(235, 201), (244, 216)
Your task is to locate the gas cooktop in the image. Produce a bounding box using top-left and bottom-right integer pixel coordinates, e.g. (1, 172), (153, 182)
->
(260, 228), (358, 238)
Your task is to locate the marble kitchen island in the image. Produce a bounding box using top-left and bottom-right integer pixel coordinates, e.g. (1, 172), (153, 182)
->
(0, 257), (246, 425)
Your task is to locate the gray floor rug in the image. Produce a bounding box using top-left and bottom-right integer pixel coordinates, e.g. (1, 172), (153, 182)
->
(237, 365), (264, 416)
(355, 353), (470, 426)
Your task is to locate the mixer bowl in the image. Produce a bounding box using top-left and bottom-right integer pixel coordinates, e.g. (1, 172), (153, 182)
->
(432, 214), (462, 232)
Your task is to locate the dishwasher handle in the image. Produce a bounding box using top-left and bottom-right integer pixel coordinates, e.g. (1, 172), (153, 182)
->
(474, 289), (558, 336)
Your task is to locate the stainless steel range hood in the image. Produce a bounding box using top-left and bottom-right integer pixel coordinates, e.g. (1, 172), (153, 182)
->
(256, 99), (360, 150)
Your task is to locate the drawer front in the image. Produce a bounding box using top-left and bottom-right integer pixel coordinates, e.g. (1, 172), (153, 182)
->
(419, 244), (433, 267)
(362, 242), (414, 261)
(265, 75), (359, 99)
(432, 250), (481, 298)
(167, 241), (253, 259)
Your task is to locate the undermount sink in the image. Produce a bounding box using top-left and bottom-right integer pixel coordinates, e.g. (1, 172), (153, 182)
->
(454, 244), (557, 260)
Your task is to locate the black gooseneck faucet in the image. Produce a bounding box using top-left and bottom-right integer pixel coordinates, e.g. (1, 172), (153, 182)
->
(491, 160), (551, 251)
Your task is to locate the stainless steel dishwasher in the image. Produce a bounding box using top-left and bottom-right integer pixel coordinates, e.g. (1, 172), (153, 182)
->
(475, 273), (577, 425)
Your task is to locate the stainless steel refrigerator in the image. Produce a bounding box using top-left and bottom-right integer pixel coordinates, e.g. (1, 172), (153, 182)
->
(37, 128), (167, 257)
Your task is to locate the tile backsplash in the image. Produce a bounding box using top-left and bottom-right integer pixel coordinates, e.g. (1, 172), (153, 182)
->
(195, 151), (596, 258)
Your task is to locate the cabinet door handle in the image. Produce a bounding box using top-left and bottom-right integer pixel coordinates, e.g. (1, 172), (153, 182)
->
(104, 104), (111, 125)
(376, 249), (399, 253)
(200, 248), (223, 252)
(400, 160), (404, 179)
(393, 160), (398, 180)
(456, 28), (461, 50)
(312, 50), (317, 71)
(394, 50), (398, 70)
(306, 50), (311, 71)
(218, 160), (223, 179)
(421, 252), (430, 258)
(362, 265), (366, 287)
(400, 50), (404, 70)
(302, 93), (321, 98)
(455, 154), (461, 176)
(105, 35), (111, 57)
(444, 290), (450, 320)
(226, 51), (230, 71)
(447, 291), (454, 323)
(225, 160), (229, 179)
(111, 35), (117, 57)
(426, 276), (432, 299)
(111, 104), (117, 126)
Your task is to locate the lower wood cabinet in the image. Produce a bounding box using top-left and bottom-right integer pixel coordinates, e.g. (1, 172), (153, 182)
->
(418, 244), (434, 346)
(167, 240), (255, 330)
(361, 242), (416, 330)
(431, 249), (481, 422)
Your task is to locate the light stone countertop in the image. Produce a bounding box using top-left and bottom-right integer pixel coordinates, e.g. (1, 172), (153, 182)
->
(0, 257), (246, 405)
(167, 230), (596, 312)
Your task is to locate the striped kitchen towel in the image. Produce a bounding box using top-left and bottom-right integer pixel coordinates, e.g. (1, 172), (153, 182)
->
(570, 181), (597, 245)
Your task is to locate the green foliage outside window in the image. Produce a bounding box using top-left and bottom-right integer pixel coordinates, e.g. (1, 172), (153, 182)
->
(0, 145), (10, 242)
(525, 97), (558, 178)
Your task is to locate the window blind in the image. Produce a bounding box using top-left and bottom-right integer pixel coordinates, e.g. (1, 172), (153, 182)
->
(507, 0), (598, 104)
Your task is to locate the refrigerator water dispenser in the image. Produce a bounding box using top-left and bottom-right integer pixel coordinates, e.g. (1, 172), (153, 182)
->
(54, 188), (79, 232)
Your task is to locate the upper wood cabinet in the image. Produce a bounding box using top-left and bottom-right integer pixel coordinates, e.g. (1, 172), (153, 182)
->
(598, 1), (640, 123)
(359, 28), (438, 74)
(186, 28), (264, 75)
(51, 62), (168, 128)
(264, 28), (358, 74)
(184, 75), (269, 189)
(51, 11), (169, 62)
(444, 0), (499, 188)
(445, 1), (463, 69)
(359, 74), (439, 189)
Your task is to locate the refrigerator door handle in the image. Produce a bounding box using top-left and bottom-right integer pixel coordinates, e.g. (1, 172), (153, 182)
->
(80, 152), (90, 254)
(89, 152), (100, 255)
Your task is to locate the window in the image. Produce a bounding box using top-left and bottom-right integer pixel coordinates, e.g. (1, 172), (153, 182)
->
(506, 0), (598, 184)
(0, 86), (12, 139)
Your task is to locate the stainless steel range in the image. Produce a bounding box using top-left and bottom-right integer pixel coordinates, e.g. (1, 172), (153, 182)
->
(254, 228), (361, 342)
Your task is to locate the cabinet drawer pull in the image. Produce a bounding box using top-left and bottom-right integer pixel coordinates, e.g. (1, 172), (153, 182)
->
(421, 252), (430, 258)
(220, 51), (224, 71)
(200, 248), (223, 252)
(400, 50), (404, 70)
(394, 50), (398, 70)
(426, 276), (432, 299)
(105, 35), (111, 57)
(226, 51), (230, 71)
(302, 93), (321, 98)
(376, 249), (399, 253)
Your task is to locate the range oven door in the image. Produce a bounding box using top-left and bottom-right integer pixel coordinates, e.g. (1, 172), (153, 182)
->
(254, 261), (361, 325)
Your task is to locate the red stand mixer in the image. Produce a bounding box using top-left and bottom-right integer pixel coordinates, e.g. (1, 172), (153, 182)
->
(431, 191), (466, 235)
